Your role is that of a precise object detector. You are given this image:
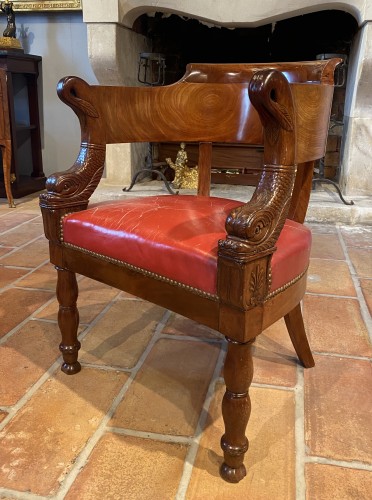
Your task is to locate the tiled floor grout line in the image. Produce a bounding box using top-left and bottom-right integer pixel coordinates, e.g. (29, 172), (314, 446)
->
(305, 455), (372, 471)
(0, 234), (47, 260)
(305, 291), (359, 299)
(0, 294), (57, 346)
(79, 361), (132, 373)
(175, 341), (227, 500)
(1, 264), (35, 269)
(0, 214), (41, 235)
(0, 285), (122, 426)
(251, 381), (295, 391)
(0, 359), (61, 432)
(336, 225), (372, 344)
(70, 289), (124, 345)
(312, 350), (371, 361)
(294, 363), (306, 500)
(0, 258), (51, 294)
(55, 309), (172, 500)
(0, 487), (46, 500)
(159, 332), (223, 343)
(108, 426), (193, 445)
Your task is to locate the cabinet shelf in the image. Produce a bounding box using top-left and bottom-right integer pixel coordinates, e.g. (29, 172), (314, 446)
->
(16, 124), (37, 131)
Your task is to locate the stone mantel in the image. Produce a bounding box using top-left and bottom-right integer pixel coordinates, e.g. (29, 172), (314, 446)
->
(82, 1), (372, 196)
(83, 1), (371, 27)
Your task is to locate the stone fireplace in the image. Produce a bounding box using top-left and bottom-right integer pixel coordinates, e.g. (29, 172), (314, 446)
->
(83, 1), (372, 197)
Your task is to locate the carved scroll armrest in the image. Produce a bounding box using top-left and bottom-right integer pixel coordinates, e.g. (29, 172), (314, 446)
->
(39, 77), (106, 212)
(219, 69), (297, 260)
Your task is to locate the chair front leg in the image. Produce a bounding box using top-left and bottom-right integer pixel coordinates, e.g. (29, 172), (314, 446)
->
(220, 336), (254, 483)
(56, 266), (81, 375)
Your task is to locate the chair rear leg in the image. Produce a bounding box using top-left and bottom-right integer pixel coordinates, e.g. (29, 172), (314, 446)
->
(56, 266), (81, 375)
(284, 303), (315, 368)
(220, 337), (254, 483)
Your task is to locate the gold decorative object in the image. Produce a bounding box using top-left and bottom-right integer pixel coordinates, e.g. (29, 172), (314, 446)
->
(165, 142), (199, 190)
(0, 1), (23, 51)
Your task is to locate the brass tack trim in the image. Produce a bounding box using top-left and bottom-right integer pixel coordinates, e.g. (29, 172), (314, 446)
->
(265, 267), (308, 300)
(62, 241), (219, 301)
(60, 219), (307, 303)
(59, 213), (74, 242)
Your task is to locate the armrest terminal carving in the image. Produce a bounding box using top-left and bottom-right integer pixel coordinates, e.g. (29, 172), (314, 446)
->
(39, 142), (105, 210)
(219, 70), (297, 260)
(40, 77), (106, 211)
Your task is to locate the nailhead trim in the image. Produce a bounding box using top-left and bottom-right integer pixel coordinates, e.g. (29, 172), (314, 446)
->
(265, 267), (308, 300)
(62, 241), (219, 301)
(60, 219), (307, 304)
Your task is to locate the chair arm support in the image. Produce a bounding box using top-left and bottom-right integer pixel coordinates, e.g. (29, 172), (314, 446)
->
(39, 77), (106, 212)
(219, 69), (297, 260)
(39, 142), (105, 211)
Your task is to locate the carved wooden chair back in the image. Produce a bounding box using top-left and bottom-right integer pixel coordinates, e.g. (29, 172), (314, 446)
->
(180, 59), (341, 222)
(40, 60), (340, 484)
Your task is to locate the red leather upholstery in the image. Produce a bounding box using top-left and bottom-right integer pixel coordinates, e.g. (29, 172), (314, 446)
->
(62, 195), (311, 295)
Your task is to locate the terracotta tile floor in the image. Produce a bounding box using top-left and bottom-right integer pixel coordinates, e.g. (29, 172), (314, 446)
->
(1, 193), (372, 499)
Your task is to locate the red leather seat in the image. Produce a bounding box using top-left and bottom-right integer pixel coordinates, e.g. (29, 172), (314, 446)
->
(62, 195), (311, 296)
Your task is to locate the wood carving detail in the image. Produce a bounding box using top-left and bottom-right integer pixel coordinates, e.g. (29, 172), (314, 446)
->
(39, 142), (105, 210)
(57, 76), (99, 119)
(249, 265), (266, 306)
(219, 69), (297, 260)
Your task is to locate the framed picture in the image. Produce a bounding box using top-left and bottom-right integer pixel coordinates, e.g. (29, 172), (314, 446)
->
(12, 0), (82, 11)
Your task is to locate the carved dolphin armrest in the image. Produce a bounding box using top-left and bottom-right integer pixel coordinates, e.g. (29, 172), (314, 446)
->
(217, 70), (297, 347)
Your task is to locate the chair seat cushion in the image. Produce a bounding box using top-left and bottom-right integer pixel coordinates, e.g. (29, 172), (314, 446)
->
(62, 195), (311, 296)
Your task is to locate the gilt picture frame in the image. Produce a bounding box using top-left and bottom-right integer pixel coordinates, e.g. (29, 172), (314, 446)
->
(12, 0), (82, 11)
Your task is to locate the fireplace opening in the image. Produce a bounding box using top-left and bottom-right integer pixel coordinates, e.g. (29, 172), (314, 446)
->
(132, 10), (358, 186)
(133, 10), (358, 83)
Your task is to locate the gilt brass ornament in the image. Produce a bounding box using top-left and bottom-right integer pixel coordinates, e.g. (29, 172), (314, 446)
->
(0, 1), (23, 51)
(165, 142), (199, 190)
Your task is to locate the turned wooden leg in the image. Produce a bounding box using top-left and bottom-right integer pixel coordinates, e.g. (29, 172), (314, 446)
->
(220, 337), (254, 483)
(56, 266), (81, 375)
(284, 303), (315, 368)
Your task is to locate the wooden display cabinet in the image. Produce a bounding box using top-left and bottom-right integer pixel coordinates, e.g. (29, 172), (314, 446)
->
(0, 52), (45, 201)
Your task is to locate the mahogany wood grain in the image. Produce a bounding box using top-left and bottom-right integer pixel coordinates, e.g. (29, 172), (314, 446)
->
(197, 142), (213, 196)
(285, 303), (315, 368)
(40, 61), (340, 484)
(181, 60), (341, 85)
(287, 161), (315, 223)
(220, 337), (254, 482)
(56, 266), (81, 375)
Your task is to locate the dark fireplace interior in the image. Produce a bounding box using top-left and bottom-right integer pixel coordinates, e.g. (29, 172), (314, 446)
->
(133, 10), (358, 83)
(132, 10), (358, 184)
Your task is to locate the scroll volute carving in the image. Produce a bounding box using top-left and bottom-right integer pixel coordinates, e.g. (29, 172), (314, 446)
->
(219, 70), (297, 260)
(56, 76), (103, 144)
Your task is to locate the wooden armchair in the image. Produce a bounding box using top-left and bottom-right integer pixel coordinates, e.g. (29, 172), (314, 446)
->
(40, 59), (340, 483)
